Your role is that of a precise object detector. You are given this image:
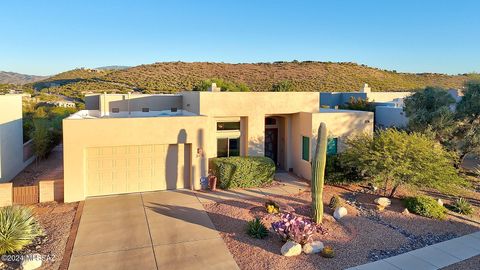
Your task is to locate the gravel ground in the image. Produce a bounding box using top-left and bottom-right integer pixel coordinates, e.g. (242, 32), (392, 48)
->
(203, 185), (480, 270)
(1, 202), (78, 270)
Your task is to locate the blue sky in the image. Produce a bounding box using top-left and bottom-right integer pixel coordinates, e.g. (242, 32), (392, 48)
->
(1, 0), (479, 75)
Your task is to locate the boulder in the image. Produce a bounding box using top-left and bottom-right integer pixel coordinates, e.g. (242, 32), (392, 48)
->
(333, 206), (348, 220)
(437, 199), (444, 206)
(281, 241), (302, 257)
(21, 254), (42, 270)
(374, 197), (391, 207)
(303, 241), (324, 254)
(402, 208), (410, 215)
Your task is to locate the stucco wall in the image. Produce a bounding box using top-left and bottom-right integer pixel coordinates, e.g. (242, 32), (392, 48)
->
(320, 91), (412, 107)
(63, 115), (208, 202)
(195, 92), (320, 158)
(367, 92), (412, 102)
(291, 109), (374, 180)
(375, 106), (408, 128)
(86, 94), (183, 116)
(0, 95), (27, 182)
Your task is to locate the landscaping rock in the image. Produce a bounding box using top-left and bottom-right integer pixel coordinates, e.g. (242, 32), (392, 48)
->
(402, 208), (410, 215)
(303, 241), (324, 254)
(281, 241), (302, 256)
(437, 199), (444, 206)
(21, 254), (42, 270)
(333, 206), (348, 220)
(375, 197), (391, 211)
(375, 197), (391, 207)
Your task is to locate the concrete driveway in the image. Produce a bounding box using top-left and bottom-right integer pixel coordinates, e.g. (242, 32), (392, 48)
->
(68, 190), (239, 270)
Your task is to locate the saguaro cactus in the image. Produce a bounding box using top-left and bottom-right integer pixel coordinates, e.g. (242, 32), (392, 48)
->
(311, 122), (328, 223)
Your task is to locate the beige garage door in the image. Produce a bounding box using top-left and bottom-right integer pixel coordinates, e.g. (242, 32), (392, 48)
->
(86, 144), (191, 197)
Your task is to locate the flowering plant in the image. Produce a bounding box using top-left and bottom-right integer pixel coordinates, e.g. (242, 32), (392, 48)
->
(271, 213), (317, 245)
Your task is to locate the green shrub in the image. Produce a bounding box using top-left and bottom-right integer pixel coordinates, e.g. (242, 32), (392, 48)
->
(449, 198), (474, 215)
(404, 196), (447, 220)
(0, 206), (43, 254)
(329, 195), (343, 209)
(211, 157), (275, 189)
(246, 218), (269, 239)
(325, 154), (362, 184)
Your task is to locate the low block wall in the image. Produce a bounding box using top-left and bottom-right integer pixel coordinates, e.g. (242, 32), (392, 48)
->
(0, 180), (63, 207)
(0, 183), (13, 207)
(39, 180), (64, 203)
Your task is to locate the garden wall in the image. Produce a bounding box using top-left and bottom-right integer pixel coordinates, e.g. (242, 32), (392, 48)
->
(0, 180), (64, 207)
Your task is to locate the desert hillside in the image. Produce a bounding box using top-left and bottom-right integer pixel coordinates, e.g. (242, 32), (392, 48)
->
(32, 61), (475, 100)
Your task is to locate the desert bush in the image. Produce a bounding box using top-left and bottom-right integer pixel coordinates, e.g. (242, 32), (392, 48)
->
(211, 157), (275, 189)
(265, 200), (280, 214)
(341, 129), (467, 197)
(271, 213), (317, 245)
(0, 206), (43, 254)
(339, 97), (375, 112)
(449, 198), (474, 215)
(192, 78), (250, 92)
(325, 154), (362, 184)
(271, 80), (295, 92)
(404, 196), (447, 220)
(246, 218), (269, 239)
(329, 195), (343, 209)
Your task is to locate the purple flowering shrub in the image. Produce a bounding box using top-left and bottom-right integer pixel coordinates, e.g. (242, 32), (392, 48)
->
(271, 213), (319, 245)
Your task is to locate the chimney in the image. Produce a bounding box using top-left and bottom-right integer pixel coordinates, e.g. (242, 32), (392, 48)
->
(360, 83), (371, 93)
(208, 83), (221, 92)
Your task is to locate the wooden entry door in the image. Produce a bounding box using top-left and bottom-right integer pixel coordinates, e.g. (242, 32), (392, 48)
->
(265, 128), (278, 164)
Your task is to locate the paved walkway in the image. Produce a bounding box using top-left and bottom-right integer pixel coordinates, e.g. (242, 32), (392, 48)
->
(69, 190), (240, 270)
(347, 232), (480, 270)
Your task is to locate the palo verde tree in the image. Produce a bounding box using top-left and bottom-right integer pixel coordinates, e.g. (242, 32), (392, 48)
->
(340, 129), (467, 197)
(403, 86), (457, 143)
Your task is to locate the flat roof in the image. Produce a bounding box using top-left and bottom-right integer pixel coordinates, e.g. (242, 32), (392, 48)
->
(68, 109), (198, 119)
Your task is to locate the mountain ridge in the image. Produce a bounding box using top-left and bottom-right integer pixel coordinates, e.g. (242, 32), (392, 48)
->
(0, 71), (49, 85)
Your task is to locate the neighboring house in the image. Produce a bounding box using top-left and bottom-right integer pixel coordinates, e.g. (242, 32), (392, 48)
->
(0, 95), (35, 182)
(321, 84), (465, 129)
(63, 91), (373, 202)
(50, 100), (76, 108)
(320, 84), (412, 128)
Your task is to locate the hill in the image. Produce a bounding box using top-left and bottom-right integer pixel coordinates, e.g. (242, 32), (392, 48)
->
(0, 71), (48, 84)
(32, 61), (475, 100)
(96, 65), (130, 70)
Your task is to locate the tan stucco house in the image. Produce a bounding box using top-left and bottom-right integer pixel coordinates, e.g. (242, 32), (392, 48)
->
(0, 95), (34, 182)
(63, 91), (373, 202)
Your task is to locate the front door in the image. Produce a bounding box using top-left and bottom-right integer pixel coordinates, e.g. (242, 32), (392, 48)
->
(265, 128), (278, 164)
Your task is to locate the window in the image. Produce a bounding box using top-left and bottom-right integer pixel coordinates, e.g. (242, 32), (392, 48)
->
(111, 108), (120, 113)
(216, 120), (241, 157)
(217, 138), (240, 157)
(302, 136), (309, 161)
(327, 138), (338, 155)
(217, 122), (240, 131)
(142, 108), (150, 112)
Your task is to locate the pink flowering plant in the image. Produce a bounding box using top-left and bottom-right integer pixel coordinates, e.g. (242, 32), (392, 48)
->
(271, 213), (318, 245)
